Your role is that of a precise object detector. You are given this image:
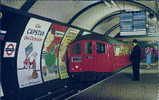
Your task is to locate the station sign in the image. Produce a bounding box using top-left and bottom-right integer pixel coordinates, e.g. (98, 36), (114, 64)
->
(3, 42), (17, 58)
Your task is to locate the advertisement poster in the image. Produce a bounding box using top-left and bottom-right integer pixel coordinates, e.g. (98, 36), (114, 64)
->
(133, 11), (146, 34)
(115, 46), (130, 56)
(41, 24), (68, 81)
(59, 27), (80, 79)
(120, 11), (146, 36)
(17, 18), (51, 88)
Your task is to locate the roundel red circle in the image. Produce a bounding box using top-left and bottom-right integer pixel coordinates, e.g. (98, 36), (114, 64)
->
(6, 43), (14, 55)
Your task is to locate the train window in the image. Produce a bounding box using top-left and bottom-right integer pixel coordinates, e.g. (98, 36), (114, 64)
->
(96, 42), (105, 54)
(72, 43), (81, 54)
(85, 42), (92, 54)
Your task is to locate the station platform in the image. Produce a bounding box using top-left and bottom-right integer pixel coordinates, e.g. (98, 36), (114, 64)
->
(66, 63), (159, 100)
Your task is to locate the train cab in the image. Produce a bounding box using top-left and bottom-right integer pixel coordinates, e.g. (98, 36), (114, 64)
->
(67, 40), (115, 73)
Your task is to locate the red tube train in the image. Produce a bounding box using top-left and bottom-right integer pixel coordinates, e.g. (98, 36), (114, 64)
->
(67, 34), (132, 81)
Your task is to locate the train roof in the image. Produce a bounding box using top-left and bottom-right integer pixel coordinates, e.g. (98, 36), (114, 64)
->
(73, 33), (127, 45)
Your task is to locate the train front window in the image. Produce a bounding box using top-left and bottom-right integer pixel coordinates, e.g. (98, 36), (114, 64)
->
(96, 42), (105, 54)
(85, 42), (92, 54)
(72, 43), (81, 54)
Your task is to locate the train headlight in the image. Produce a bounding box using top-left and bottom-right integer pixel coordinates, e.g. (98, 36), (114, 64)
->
(75, 65), (79, 69)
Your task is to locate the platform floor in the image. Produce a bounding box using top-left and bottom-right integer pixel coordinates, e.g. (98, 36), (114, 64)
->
(67, 63), (159, 100)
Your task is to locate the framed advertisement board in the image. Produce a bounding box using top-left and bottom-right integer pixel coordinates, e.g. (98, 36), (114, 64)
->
(17, 18), (51, 88)
(120, 11), (146, 36)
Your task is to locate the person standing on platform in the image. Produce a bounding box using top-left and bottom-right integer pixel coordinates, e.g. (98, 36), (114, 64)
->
(130, 39), (141, 81)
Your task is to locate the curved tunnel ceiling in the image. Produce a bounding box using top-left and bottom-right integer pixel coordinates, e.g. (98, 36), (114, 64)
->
(2, 0), (158, 37)
(1, 0), (26, 9)
(29, 1), (97, 23)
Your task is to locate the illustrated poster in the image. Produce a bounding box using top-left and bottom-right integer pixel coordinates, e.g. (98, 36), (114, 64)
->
(59, 27), (80, 79)
(17, 18), (51, 88)
(41, 24), (68, 81)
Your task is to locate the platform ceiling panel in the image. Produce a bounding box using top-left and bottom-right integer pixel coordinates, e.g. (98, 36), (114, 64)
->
(137, 1), (158, 12)
(71, 3), (119, 30)
(108, 27), (120, 38)
(93, 16), (120, 34)
(114, 1), (144, 11)
(29, 1), (96, 23)
(1, 0), (26, 9)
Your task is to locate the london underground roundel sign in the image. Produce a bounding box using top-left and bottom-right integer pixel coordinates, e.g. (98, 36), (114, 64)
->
(3, 42), (17, 57)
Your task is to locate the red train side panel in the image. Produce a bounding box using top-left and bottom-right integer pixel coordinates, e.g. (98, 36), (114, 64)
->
(68, 40), (131, 73)
(67, 34), (132, 81)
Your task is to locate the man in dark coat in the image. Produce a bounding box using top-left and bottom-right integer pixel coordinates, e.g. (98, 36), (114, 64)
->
(130, 39), (141, 81)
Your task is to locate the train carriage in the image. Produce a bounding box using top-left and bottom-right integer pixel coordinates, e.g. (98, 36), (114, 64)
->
(67, 34), (132, 81)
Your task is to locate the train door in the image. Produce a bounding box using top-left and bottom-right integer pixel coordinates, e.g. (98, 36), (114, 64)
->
(68, 42), (82, 72)
(113, 45), (124, 70)
(95, 41), (107, 72)
(106, 43), (114, 72)
(82, 41), (95, 71)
